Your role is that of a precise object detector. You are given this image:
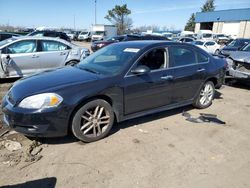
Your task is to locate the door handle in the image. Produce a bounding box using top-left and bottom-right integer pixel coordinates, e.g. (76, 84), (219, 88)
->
(197, 68), (205, 72)
(161, 75), (173, 81)
(32, 54), (39, 58)
(60, 52), (66, 55)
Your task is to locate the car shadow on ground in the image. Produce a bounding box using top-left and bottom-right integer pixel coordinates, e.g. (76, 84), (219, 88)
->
(1, 177), (57, 188)
(0, 77), (19, 84)
(225, 78), (250, 90)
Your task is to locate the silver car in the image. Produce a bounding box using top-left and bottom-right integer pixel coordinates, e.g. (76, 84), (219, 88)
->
(0, 36), (90, 79)
(226, 43), (250, 81)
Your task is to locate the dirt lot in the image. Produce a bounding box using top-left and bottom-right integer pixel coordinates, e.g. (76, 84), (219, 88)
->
(0, 48), (250, 187)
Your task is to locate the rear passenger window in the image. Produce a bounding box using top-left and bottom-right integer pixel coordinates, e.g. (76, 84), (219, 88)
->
(197, 52), (209, 63)
(41, 40), (68, 51)
(170, 46), (196, 67)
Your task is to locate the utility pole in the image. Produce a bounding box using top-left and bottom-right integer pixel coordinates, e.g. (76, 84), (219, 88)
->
(95, 0), (97, 24)
(74, 15), (76, 30)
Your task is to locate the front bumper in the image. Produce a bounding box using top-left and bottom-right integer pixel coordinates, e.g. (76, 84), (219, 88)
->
(228, 68), (250, 80)
(1, 95), (71, 137)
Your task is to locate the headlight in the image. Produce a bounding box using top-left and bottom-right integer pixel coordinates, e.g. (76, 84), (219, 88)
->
(19, 93), (63, 109)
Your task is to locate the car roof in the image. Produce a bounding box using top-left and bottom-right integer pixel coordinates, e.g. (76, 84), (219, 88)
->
(112, 40), (182, 48)
(3, 36), (74, 47)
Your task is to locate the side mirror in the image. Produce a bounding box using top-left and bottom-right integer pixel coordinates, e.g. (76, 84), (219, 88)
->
(131, 65), (150, 75)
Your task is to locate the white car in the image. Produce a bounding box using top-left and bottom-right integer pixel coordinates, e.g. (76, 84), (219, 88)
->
(192, 40), (221, 54)
(78, 31), (91, 41)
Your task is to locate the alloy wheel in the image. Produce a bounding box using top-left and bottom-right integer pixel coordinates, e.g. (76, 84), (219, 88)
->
(199, 83), (214, 106)
(80, 105), (110, 137)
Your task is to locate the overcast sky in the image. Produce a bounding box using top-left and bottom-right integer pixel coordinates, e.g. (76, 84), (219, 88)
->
(0, 0), (250, 30)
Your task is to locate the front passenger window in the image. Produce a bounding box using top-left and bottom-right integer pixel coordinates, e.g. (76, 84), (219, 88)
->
(137, 49), (166, 70)
(7, 40), (37, 54)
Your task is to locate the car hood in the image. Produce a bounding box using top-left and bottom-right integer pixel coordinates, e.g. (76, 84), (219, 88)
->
(222, 46), (238, 51)
(8, 66), (102, 103)
(229, 51), (250, 63)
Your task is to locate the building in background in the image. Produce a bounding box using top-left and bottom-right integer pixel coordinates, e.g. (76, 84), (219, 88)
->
(195, 8), (250, 38)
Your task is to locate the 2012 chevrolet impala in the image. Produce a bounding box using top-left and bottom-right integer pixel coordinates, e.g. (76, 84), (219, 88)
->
(1, 41), (226, 142)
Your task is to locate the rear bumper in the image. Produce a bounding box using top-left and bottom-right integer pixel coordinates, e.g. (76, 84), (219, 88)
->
(1, 95), (70, 137)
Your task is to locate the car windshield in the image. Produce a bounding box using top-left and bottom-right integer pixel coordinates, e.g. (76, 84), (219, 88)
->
(77, 44), (140, 75)
(94, 31), (105, 35)
(203, 34), (212, 38)
(227, 40), (244, 47)
(80, 32), (88, 35)
(193, 41), (204, 45)
(217, 34), (225, 37)
(0, 38), (17, 47)
(241, 44), (250, 51)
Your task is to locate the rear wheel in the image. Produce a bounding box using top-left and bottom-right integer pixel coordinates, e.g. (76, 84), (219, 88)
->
(71, 99), (114, 142)
(193, 81), (215, 109)
(214, 49), (220, 55)
(66, 60), (78, 66)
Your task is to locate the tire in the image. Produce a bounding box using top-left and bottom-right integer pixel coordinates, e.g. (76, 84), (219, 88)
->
(66, 60), (78, 66)
(71, 99), (114, 142)
(214, 49), (220, 55)
(193, 81), (215, 109)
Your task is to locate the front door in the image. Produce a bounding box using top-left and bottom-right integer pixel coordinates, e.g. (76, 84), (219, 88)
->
(2, 40), (39, 77)
(124, 47), (174, 115)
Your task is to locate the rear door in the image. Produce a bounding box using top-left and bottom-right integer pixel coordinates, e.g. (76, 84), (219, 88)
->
(37, 40), (70, 71)
(168, 45), (208, 103)
(1, 39), (40, 77)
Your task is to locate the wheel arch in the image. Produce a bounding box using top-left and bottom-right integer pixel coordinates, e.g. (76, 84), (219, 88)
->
(65, 59), (80, 65)
(67, 94), (119, 134)
(206, 77), (218, 87)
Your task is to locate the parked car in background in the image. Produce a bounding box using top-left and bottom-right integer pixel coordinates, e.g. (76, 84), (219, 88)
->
(192, 40), (221, 54)
(91, 34), (168, 52)
(226, 43), (250, 81)
(219, 38), (250, 56)
(78, 31), (92, 41)
(162, 32), (173, 39)
(65, 31), (77, 41)
(212, 34), (229, 45)
(27, 30), (71, 42)
(1, 41), (227, 142)
(0, 32), (21, 41)
(197, 30), (213, 41)
(178, 37), (194, 43)
(0, 37), (90, 79)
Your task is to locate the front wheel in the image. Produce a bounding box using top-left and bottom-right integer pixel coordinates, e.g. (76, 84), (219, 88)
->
(193, 81), (215, 109)
(71, 99), (114, 142)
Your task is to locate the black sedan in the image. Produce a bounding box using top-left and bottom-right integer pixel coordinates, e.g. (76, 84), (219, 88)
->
(1, 41), (227, 142)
